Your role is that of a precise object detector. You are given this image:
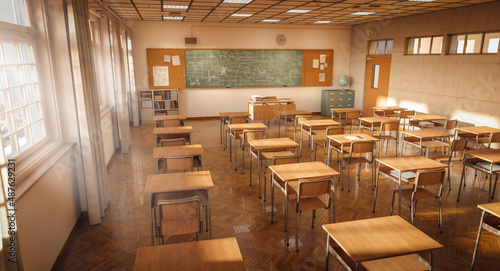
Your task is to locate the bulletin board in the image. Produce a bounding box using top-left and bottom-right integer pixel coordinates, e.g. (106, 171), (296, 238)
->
(302, 49), (334, 87)
(146, 48), (186, 89)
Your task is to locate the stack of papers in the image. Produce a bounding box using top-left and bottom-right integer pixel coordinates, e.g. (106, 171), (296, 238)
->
(345, 135), (365, 140)
(476, 162), (500, 172)
(390, 170), (416, 182)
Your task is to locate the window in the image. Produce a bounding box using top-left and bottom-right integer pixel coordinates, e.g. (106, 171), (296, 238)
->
(0, 0), (30, 26)
(367, 39), (393, 55)
(406, 36), (443, 55)
(449, 32), (499, 54)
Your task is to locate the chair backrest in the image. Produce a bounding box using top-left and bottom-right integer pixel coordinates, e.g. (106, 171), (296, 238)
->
(400, 110), (415, 119)
(487, 132), (500, 148)
(164, 156), (194, 172)
(158, 197), (201, 239)
(380, 121), (400, 133)
(295, 115), (313, 126)
(162, 118), (181, 127)
(346, 111), (360, 120)
(326, 126), (344, 136)
(160, 138), (186, 147)
(297, 178), (331, 198)
(229, 116), (246, 124)
(350, 141), (375, 155)
(415, 169), (446, 187)
(273, 155), (300, 165)
(243, 129), (265, 142)
(443, 119), (458, 131)
(450, 138), (467, 153)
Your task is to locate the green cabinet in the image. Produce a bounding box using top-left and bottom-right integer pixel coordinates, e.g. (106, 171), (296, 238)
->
(320, 89), (355, 116)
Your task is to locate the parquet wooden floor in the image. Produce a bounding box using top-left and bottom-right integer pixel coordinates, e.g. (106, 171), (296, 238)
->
(52, 116), (500, 271)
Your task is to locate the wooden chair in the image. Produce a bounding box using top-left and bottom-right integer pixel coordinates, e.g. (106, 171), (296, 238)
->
(157, 156), (194, 174)
(287, 178), (334, 252)
(399, 110), (415, 131)
(224, 115), (246, 150)
(314, 126), (344, 163)
(391, 169), (446, 232)
(478, 132), (500, 149)
(263, 155), (300, 202)
(161, 118), (181, 127)
(343, 111), (361, 134)
(343, 141), (376, 191)
(159, 138), (185, 147)
(293, 115), (313, 142)
(430, 139), (467, 190)
(375, 121), (400, 157)
(155, 196), (203, 245)
(239, 129), (265, 173)
(289, 113), (312, 139)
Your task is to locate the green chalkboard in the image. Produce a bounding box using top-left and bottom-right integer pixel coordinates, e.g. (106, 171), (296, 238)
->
(185, 50), (303, 88)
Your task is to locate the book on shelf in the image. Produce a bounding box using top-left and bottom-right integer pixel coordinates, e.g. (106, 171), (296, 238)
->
(170, 91), (178, 100)
(389, 170), (416, 182)
(141, 100), (153, 109)
(154, 101), (166, 109)
(154, 94), (163, 100)
(167, 110), (179, 115)
(140, 91), (152, 99)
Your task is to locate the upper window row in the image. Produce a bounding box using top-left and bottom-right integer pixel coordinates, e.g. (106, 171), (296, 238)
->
(0, 0), (30, 27)
(404, 32), (499, 55)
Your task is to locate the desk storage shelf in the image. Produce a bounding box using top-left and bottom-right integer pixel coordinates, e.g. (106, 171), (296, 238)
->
(140, 89), (179, 121)
(321, 89), (355, 116)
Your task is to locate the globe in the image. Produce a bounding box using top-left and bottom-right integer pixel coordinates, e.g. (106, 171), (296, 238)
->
(339, 75), (349, 87)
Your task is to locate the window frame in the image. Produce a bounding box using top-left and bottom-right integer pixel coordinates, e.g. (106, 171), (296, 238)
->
(405, 35), (443, 56)
(448, 31), (500, 55)
(367, 39), (393, 56)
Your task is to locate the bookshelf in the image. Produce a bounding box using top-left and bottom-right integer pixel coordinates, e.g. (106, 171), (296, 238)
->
(139, 89), (179, 121)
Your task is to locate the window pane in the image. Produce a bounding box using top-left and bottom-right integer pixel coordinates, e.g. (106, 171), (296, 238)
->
(386, 40), (393, 55)
(17, 128), (31, 151)
(25, 84), (39, 103)
(466, 33), (482, 54)
(377, 40), (386, 55)
(32, 120), (44, 142)
(368, 41), (377, 55)
(22, 65), (37, 83)
(372, 65), (380, 89)
(28, 102), (42, 121)
(0, 69), (6, 89)
(407, 38), (419, 54)
(13, 108), (27, 128)
(419, 37), (431, 54)
(3, 135), (16, 157)
(483, 32), (500, 53)
(450, 35), (465, 54)
(10, 87), (25, 108)
(6, 66), (22, 86)
(0, 112), (14, 136)
(431, 36), (443, 54)
(2, 43), (19, 64)
(19, 44), (34, 63)
(0, 90), (11, 111)
(0, 0), (30, 26)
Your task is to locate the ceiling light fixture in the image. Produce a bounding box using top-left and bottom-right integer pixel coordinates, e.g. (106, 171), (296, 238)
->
(163, 16), (184, 20)
(163, 5), (188, 9)
(231, 14), (253, 17)
(314, 21), (331, 23)
(261, 19), (281, 22)
(407, 0), (437, 2)
(286, 9), (311, 13)
(223, 0), (253, 3)
(350, 11), (376, 15)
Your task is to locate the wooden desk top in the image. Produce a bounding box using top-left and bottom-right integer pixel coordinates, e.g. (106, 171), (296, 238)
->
(153, 144), (205, 159)
(376, 155), (446, 172)
(328, 134), (379, 145)
(278, 110), (312, 117)
(248, 98), (296, 104)
(478, 202), (500, 218)
(248, 138), (299, 150)
(402, 129), (453, 139)
(464, 149), (500, 164)
(322, 216), (442, 263)
(153, 126), (193, 135)
(219, 112), (250, 118)
(269, 161), (340, 182)
(300, 119), (341, 127)
(144, 171), (214, 194)
(359, 116), (395, 124)
(228, 122), (268, 131)
(410, 114), (448, 121)
(133, 237), (245, 271)
(153, 115), (187, 121)
(456, 126), (500, 135)
(373, 106), (406, 111)
(331, 108), (363, 114)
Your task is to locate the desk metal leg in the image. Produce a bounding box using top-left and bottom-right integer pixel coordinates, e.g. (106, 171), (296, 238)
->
(457, 156), (468, 201)
(429, 250), (434, 271)
(373, 162), (381, 212)
(325, 235), (330, 271)
(284, 116), (288, 138)
(149, 194), (155, 245)
(207, 189), (212, 239)
(271, 173), (275, 224)
(220, 117), (223, 145)
(471, 210), (486, 271)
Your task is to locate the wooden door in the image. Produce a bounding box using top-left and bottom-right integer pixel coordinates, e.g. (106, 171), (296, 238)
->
(362, 55), (392, 117)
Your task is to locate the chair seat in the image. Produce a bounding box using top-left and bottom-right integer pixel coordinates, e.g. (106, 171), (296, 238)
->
(161, 217), (200, 236)
(260, 150), (295, 161)
(403, 136), (423, 143)
(343, 157), (370, 164)
(288, 197), (327, 211)
(399, 187), (437, 200)
(361, 254), (430, 271)
(431, 155), (462, 163)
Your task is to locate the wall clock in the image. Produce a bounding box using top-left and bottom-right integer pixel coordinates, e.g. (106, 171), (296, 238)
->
(276, 34), (286, 45)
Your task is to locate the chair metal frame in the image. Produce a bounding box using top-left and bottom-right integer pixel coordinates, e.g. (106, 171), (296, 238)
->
(430, 139), (467, 191)
(342, 140), (376, 192)
(314, 126), (344, 163)
(377, 120), (400, 157)
(240, 129), (265, 173)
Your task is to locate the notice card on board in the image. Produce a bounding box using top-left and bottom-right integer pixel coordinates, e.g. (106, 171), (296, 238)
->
(172, 55), (181, 66)
(319, 73), (325, 82)
(153, 66), (169, 86)
(313, 59), (319, 68)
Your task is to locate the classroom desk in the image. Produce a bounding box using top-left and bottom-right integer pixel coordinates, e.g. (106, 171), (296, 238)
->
(227, 122), (268, 170)
(330, 108), (363, 125)
(373, 106), (406, 117)
(269, 161), (339, 237)
(153, 126), (193, 146)
(153, 144), (205, 173)
(457, 149), (500, 203)
(247, 138), (299, 199)
(401, 129), (453, 156)
(219, 112), (250, 146)
(133, 237), (246, 271)
(326, 134), (379, 191)
(248, 98), (296, 121)
(471, 202), (500, 270)
(153, 114), (187, 127)
(409, 114), (448, 129)
(358, 116), (395, 135)
(455, 126), (500, 144)
(144, 171), (214, 244)
(373, 156), (446, 215)
(323, 216), (443, 271)
(278, 109), (311, 138)
(299, 119), (340, 160)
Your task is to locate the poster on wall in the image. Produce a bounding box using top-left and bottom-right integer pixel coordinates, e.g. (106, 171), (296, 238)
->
(153, 66), (169, 86)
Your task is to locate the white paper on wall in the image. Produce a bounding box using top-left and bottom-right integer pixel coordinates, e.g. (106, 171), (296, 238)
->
(153, 66), (169, 86)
